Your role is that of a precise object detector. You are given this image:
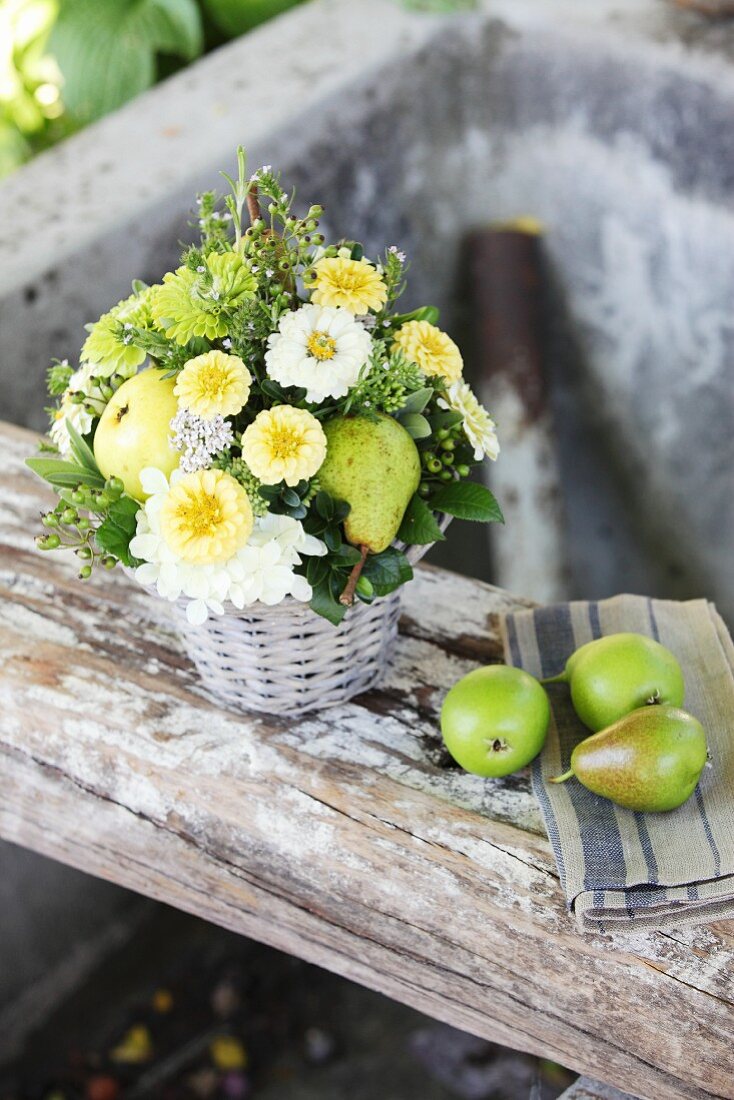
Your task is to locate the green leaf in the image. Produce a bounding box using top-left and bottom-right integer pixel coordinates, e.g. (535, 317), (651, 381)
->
(26, 457), (105, 489)
(332, 543), (362, 566)
(202, 0), (301, 37)
(429, 409), (464, 431)
(429, 481), (504, 523)
(95, 496), (141, 566)
(399, 387), (434, 415)
(399, 412), (432, 440)
(50, 0), (203, 124)
(314, 490), (334, 521)
(396, 493), (446, 545)
(324, 527), (342, 553)
(362, 546), (413, 596)
(310, 580), (347, 626)
(305, 556), (329, 588)
(65, 420), (100, 475)
(391, 305), (440, 327)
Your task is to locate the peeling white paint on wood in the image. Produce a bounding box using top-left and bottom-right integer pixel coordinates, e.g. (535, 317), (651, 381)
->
(1, 421), (732, 1100)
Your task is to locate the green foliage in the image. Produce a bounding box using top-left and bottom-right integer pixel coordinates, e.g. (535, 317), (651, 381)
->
(26, 455), (105, 489)
(50, 0), (202, 124)
(95, 496), (141, 566)
(428, 480), (504, 523)
(258, 478), (312, 521)
(202, 0), (302, 36)
(362, 546), (413, 595)
(397, 493), (446, 545)
(1, 0), (306, 180)
(46, 358), (73, 395)
(344, 352), (427, 418)
(0, 0), (70, 177)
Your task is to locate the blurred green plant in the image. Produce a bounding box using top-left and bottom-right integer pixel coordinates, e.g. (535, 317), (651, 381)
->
(0, 0), (304, 180)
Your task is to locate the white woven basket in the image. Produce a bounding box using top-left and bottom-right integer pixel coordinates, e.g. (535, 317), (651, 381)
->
(150, 522), (448, 718)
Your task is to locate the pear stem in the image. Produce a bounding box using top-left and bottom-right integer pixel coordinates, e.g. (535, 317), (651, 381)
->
(339, 544), (369, 607)
(540, 673), (567, 685)
(549, 768), (574, 784)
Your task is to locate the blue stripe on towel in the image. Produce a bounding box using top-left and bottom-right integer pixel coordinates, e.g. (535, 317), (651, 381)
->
(533, 604), (628, 892)
(648, 599), (721, 879)
(506, 615), (568, 893)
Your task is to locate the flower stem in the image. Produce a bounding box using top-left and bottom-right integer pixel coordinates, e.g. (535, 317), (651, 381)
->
(246, 183), (261, 226)
(339, 544), (369, 607)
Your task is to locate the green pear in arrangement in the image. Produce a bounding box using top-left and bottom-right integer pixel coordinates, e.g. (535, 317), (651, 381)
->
(551, 705), (707, 812)
(318, 413), (421, 605)
(543, 632), (685, 731)
(94, 369), (179, 501)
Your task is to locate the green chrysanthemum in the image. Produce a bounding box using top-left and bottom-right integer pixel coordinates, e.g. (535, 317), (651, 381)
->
(151, 252), (257, 345)
(81, 290), (153, 377)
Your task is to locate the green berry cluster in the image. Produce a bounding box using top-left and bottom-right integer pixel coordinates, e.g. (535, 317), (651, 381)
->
(346, 353), (425, 417)
(213, 455), (268, 516)
(37, 476), (125, 579)
(418, 423), (470, 490)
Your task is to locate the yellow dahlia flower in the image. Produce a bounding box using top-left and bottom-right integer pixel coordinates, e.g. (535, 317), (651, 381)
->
(241, 405), (326, 487)
(159, 468), (254, 564)
(307, 256), (387, 314)
(393, 320), (463, 383)
(174, 350), (251, 418)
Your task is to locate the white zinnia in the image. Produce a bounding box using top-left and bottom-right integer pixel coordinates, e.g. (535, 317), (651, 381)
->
(130, 467), (326, 624)
(264, 303), (372, 403)
(439, 381), (500, 462)
(49, 364), (103, 455)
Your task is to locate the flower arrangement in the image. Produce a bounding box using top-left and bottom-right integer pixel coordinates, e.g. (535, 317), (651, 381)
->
(28, 149), (502, 629)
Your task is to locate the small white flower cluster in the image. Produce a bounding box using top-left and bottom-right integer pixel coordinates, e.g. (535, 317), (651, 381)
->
(131, 468), (327, 625)
(388, 245), (407, 263)
(50, 363), (106, 456)
(169, 408), (234, 473)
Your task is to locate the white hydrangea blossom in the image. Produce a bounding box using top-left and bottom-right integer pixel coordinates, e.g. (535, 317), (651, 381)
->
(130, 467), (326, 625)
(169, 408), (234, 473)
(264, 303), (372, 403)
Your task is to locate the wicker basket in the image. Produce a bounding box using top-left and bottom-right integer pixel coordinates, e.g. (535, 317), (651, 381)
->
(156, 528), (447, 718)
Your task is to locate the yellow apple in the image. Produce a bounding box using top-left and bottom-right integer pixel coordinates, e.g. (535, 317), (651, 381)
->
(94, 368), (179, 500)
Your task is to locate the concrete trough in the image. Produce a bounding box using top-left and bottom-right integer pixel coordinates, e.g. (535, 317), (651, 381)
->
(1, 0), (733, 1036)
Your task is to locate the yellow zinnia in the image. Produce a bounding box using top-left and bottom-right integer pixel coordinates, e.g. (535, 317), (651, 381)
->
(174, 350), (251, 418)
(241, 405), (326, 487)
(307, 256), (387, 314)
(159, 469), (253, 564)
(392, 320), (463, 383)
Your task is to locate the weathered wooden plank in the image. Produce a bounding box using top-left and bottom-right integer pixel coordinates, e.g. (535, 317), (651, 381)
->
(560, 1079), (636, 1100)
(1, 420), (733, 1100)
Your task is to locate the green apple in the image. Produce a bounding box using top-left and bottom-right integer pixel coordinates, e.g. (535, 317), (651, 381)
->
(441, 665), (550, 778)
(94, 368), (179, 501)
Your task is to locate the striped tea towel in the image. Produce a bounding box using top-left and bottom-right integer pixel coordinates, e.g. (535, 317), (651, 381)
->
(501, 595), (734, 933)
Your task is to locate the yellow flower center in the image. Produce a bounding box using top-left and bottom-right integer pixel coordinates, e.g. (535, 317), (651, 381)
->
(306, 331), (337, 361)
(195, 363), (228, 400)
(173, 489), (223, 537)
(267, 424), (302, 460)
(159, 469), (253, 563)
